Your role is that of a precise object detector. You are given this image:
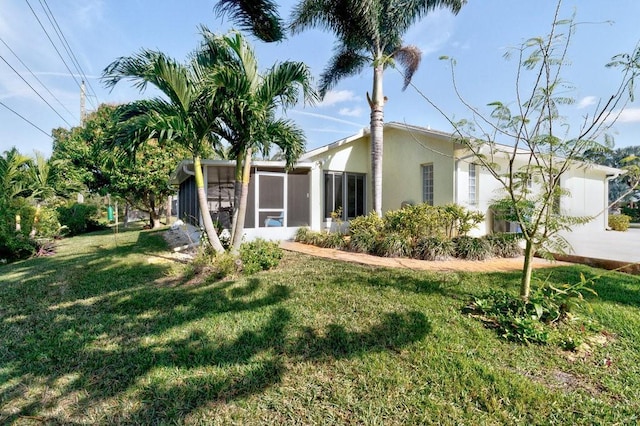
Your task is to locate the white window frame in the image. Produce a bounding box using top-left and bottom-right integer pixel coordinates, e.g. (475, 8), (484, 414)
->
(422, 163), (434, 205)
(468, 163), (477, 205)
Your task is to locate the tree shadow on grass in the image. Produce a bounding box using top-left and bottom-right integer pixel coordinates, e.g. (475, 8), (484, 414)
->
(332, 265), (472, 300)
(124, 308), (430, 423)
(1, 250), (432, 425)
(479, 265), (640, 308)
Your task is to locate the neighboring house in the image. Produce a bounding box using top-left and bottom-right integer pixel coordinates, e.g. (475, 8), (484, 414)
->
(170, 122), (623, 241)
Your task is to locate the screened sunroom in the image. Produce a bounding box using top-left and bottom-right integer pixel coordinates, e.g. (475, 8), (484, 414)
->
(171, 160), (314, 241)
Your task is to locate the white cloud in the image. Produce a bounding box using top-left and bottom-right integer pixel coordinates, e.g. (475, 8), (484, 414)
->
(405, 9), (457, 56)
(318, 90), (359, 107)
(290, 110), (364, 128)
(339, 107), (364, 117)
(612, 108), (640, 123)
(577, 96), (597, 109)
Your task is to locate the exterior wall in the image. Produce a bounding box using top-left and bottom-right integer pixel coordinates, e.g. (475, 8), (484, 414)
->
(305, 137), (370, 227)
(561, 166), (609, 231)
(453, 152), (611, 235)
(382, 128), (455, 211)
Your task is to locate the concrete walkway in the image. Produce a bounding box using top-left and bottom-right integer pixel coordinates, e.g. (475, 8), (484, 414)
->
(280, 241), (568, 273)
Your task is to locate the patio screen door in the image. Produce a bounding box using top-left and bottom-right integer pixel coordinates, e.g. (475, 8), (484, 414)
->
(256, 172), (286, 227)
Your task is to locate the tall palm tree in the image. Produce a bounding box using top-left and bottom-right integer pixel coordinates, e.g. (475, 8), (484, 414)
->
(290, 0), (466, 215)
(102, 47), (227, 253)
(214, 0), (285, 42)
(201, 30), (317, 251)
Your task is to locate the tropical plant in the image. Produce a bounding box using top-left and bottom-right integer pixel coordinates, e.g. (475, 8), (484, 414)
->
(24, 152), (74, 237)
(289, 0), (466, 216)
(102, 37), (228, 252)
(215, 0), (467, 216)
(214, 0), (285, 42)
(201, 30), (317, 251)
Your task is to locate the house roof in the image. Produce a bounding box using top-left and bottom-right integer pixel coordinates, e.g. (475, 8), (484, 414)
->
(300, 121), (625, 176)
(170, 158), (316, 185)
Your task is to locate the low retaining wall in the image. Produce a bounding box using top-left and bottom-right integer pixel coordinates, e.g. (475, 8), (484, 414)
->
(552, 254), (640, 275)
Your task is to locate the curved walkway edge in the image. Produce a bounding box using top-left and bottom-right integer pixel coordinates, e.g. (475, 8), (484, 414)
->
(280, 241), (571, 273)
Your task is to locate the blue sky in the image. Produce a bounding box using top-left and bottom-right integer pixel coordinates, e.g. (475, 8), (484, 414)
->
(1, 0), (640, 157)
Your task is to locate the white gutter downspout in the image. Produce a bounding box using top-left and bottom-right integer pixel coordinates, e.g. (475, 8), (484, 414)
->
(454, 152), (477, 204)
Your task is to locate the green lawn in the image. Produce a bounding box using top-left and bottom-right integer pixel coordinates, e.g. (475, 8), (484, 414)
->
(1, 227), (640, 424)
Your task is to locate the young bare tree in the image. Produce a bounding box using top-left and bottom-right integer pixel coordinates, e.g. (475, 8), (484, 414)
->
(415, 2), (640, 300)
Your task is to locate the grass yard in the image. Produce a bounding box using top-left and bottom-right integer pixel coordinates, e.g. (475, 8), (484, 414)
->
(1, 227), (640, 424)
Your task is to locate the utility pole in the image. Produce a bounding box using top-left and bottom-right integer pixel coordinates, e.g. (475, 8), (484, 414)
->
(80, 80), (86, 123)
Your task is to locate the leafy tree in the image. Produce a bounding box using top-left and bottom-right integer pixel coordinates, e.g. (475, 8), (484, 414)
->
(52, 104), (184, 229)
(102, 43), (228, 252)
(202, 30), (316, 251)
(420, 5), (640, 300)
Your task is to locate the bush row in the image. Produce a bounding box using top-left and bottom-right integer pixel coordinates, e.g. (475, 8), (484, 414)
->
(296, 228), (522, 261)
(295, 203), (523, 261)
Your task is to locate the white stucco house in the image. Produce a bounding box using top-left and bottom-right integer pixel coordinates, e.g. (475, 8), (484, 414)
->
(170, 122), (623, 241)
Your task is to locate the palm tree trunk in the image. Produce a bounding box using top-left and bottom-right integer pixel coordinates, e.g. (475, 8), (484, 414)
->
(370, 61), (385, 216)
(230, 161), (243, 245)
(520, 240), (536, 301)
(194, 156), (225, 253)
(231, 148), (252, 252)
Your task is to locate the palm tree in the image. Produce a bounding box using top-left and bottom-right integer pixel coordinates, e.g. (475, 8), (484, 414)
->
(214, 0), (285, 42)
(290, 0), (466, 215)
(201, 30), (317, 251)
(25, 152), (74, 237)
(0, 148), (30, 232)
(102, 46), (227, 253)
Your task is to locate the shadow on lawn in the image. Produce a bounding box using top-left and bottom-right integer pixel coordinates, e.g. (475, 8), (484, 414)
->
(0, 232), (431, 423)
(479, 265), (640, 307)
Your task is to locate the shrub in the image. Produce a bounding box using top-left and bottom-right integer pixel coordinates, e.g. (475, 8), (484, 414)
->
(384, 204), (447, 239)
(0, 231), (37, 262)
(453, 236), (492, 260)
(414, 236), (455, 260)
(441, 204), (486, 237)
(621, 206), (640, 222)
(348, 213), (384, 253)
(57, 203), (106, 236)
(374, 232), (413, 258)
(316, 231), (347, 249)
(211, 251), (240, 280)
(295, 227), (311, 243)
(239, 238), (283, 275)
(609, 214), (631, 231)
(34, 206), (61, 238)
(485, 233), (523, 258)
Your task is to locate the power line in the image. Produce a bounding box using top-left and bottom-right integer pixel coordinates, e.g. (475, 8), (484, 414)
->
(0, 101), (52, 137)
(24, 0), (84, 98)
(0, 53), (73, 127)
(39, 0), (100, 109)
(0, 36), (78, 121)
